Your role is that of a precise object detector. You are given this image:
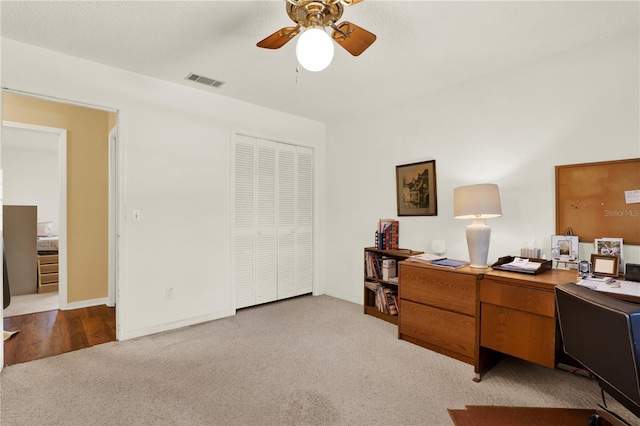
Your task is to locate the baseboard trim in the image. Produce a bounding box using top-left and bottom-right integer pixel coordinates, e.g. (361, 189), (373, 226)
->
(118, 309), (234, 341)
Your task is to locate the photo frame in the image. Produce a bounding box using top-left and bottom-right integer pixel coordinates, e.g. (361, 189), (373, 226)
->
(590, 254), (620, 278)
(578, 260), (591, 277)
(595, 237), (624, 274)
(550, 235), (578, 261)
(396, 160), (437, 216)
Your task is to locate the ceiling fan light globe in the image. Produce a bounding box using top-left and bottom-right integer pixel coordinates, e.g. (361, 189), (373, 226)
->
(296, 27), (334, 72)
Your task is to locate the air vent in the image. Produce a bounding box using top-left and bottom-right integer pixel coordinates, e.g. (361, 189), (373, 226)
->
(185, 73), (224, 88)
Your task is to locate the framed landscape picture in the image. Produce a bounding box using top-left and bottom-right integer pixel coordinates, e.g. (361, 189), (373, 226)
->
(396, 160), (437, 216)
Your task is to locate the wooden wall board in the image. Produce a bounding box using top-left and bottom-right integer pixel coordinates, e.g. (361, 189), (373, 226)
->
(555, 158), (640, 245)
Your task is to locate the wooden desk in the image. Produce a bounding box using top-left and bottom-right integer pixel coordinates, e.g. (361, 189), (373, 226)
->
(478, 268), (578, 378)
(397, 263), (581, 381)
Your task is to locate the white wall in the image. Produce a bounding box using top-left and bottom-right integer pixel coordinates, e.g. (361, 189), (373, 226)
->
(1, 38), (326, 339)
(324, 29), (640, 304)
(1, 126), (60, 233)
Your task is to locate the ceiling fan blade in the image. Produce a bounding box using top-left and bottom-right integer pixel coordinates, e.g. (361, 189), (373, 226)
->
(257, 26), (301, 49)
(331, 21), (376, 56)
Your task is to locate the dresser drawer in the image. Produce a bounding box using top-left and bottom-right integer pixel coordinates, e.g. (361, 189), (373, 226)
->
(40, 263), (58, 274)
(480, 279), (555, 318)
(39, 254), (59, 265)
(401, 300), (476, 360)
(400, 264), (477, 315)
(480, 302), (557, 368)
(40, 272), (59, 284)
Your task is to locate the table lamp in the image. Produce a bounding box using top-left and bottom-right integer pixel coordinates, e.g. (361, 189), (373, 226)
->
(454, 183), (502, 268)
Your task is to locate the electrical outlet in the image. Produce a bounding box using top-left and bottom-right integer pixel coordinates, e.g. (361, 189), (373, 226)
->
(166, 287), (174, 300)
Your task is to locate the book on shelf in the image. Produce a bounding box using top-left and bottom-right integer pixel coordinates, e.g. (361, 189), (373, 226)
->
(374, 285), (399, 316)
(383, 287), (398, 316)
(364, 281), (379, 292)
(369, 283), (399, 316)
(375, 285), (387, 313)
(366, 251), (400, 283)
(365, 251), (382, 279)
(377, 219), (399, 250)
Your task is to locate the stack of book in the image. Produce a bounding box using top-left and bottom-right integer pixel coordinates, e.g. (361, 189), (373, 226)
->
(406, 253), (469, 269)
(364, 282), (399, 316)
(365, 252), (382, 279)
(365, 253), (398, 282)
(376, 219), (399, 250)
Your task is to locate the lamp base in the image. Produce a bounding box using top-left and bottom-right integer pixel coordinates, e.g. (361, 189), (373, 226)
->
(467, 219), (492, 268)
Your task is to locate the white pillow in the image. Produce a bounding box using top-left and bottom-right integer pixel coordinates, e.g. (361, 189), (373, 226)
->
(37, 221), (54, 237)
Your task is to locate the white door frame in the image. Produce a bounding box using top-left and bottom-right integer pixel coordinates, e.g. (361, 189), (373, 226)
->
(2, 120), (68, 309)
(107, 126), (117, 307)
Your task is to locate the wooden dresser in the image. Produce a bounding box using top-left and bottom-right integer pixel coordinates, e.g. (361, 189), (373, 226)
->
(37, 254), (59, 293)
(398, 261), (483, 367)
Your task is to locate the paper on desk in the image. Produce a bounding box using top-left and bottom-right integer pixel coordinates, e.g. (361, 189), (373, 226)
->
(577, 279), (598, 290)
(501, 257), (541, 271)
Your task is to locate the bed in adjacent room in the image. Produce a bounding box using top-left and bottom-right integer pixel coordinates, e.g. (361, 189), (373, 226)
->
(37, 235), (59, 253)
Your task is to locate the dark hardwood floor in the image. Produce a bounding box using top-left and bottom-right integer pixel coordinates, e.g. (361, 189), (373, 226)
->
(3, 305), (116, 366)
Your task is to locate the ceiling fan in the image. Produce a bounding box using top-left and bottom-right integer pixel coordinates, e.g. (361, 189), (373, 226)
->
(257, 0), (376, 72)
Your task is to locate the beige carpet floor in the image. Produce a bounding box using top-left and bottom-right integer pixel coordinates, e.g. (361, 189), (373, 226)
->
(2, 292), (59, 317)
(2, 294), (638, 425)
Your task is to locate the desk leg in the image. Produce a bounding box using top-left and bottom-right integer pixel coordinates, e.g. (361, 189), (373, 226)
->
(475, 346), (503, 382)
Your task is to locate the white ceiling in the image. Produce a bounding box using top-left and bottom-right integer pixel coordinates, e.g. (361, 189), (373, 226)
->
(1, 1), (638, 124)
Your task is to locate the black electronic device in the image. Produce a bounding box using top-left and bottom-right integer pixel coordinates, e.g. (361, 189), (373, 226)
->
(626, 263), (640, 282)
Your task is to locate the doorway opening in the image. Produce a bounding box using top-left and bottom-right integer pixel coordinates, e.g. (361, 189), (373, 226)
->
(1, 89), (120, 365)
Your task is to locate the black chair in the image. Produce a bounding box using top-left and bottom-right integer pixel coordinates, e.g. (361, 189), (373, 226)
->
(555, 282), (640, 426)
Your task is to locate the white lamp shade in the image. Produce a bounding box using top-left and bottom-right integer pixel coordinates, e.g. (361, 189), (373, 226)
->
(453, 183), (502, 268)
(296, 27), (334, 72)
(453, 184), (502, 219)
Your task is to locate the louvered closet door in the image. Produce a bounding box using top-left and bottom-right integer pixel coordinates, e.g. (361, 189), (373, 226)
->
(255, 139), (278, 304)
(296, 146), (313, 295)
(233, 133), (313, 309)
(277, 144), (313, 299)
(233, 135), (257, 309)
(277, 144), (297, 299)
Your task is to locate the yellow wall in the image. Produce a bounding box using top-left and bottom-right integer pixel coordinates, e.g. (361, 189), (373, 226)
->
(107, 112), (117, 133)
(3, 92), (110, 303)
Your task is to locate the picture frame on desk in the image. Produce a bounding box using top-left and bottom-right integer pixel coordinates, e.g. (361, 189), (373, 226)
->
(396, 160), (437, 216)
(551, 235), (578, 262)
(595, 237), (624, 273)
(590, 254), (620, 278)
(578, 260), (591, 277)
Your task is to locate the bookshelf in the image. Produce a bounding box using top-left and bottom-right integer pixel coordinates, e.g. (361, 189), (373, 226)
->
(363, 247), (422, 325)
